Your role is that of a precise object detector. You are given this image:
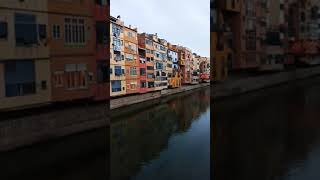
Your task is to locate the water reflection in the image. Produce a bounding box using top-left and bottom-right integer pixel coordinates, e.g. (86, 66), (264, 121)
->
(0, 127), (108, 180)
(111, 87), (210, 180)
(213, 77), (320, 180)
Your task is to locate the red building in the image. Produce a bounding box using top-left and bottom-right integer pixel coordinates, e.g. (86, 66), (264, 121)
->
(138, 33), (155, 92)
(93, 0), (109, 101)
(138, 46), (147, 93)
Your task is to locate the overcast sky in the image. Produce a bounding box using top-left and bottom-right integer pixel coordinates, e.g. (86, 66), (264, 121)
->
(111, 0), (210, 57)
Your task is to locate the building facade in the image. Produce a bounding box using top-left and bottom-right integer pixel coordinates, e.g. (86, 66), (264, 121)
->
(167, 43), (181, 88)
(123, 25), (139, 94)
(110, 16), (126, 97)
(0, 0), (51, 110)
(138, 33), (155, 92)
(259, 0), (287, 71)
(152, 34), (168, 90)
(48, 0), (95, 102)
(93, 0), (109, 100)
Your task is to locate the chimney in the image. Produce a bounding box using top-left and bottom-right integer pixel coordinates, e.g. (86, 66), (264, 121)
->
(129, 25), (131, 28)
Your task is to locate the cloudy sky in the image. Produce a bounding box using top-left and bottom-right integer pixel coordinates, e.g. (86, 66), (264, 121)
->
(111, 0), (210, 57)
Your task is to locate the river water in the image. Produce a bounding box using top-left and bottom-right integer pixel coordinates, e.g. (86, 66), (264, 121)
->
(213, 76), (320, 180)
(2, 75), (320, 180)
(111, 87), (211, 180)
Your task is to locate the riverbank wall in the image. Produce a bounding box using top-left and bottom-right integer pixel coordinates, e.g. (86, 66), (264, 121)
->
(0, 103), (107, 152)
(110, 83), (210, 110)
(212, 66), (320, 99)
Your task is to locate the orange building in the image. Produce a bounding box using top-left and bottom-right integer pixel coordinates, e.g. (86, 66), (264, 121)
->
(138, 33), (155, 92)
(123, 25), (139, 94)
(48, 0), (95, 102)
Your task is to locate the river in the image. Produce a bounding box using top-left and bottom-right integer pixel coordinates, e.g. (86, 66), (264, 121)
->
(213, 76), (320, 180)
(3, 75), (320, 180)
(110, 87), (211, 180)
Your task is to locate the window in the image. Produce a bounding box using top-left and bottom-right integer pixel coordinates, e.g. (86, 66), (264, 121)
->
(146, 39), (152, 45)
(53, 71), (64, 88)
(147, 66), (154, 70)
(0, 22), (8, 39)
(38, 24), (46, 39)
(96, 21), (107, 44)
(140, 68), (146, 75)
(65, 18), (85, 44)
(146, 49), (153, 54)
(65, 18), (71, 43)
(111, 80), (121, 92)
(97, 61), (108, 83)
(15, 13), (37, 46)
(79, 19), (85, 43)
(125, 54), (134, 61)
(112, 24), (121, 37)
(127, 31), (135, 38)
(114, 66), (122, 76)
(128, 44), (137, 51)
(53, 25), (61, 39)
(5, 61), (36, 97)
(155, 52), (161, 58)
(147, 73), (154, 78)
(156, 62), (163, 70)
(130, 67), (137, 75)
(65, 64), (87, 89)
(140, 81), (146, 88)
(148, 82), (154, 88)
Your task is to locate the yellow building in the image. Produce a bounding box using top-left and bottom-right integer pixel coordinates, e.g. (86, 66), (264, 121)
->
(0, 0), (51, 110)
(211, 31), (229, 82)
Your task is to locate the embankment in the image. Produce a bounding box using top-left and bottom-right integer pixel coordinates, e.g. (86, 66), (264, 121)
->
(110, 83), (210, 110)
(212, 66), (320, 98)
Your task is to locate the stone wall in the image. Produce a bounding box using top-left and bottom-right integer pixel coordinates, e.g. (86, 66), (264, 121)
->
(0, 103), (107, 152)
(212, 66), (320, 98)
(110, 83), (210, 110)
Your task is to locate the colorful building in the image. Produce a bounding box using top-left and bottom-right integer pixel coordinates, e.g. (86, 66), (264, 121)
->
(210, 0), (230, 82)
(93, 0), (109, 100)
(48, 0), (95, 102)
(0, 0), (51, 110)
(185, 47), (193, 84)
(199, 56), (211, 83)
(168, 43), (181, 88)
(152, 34), (168, 90)
(175, 45), (186, 83)
(123, 25), (139, 94)
(160, 39), (169, 89)
(288, 0), (320, 65)
(110, 16), (126, 97)
(176, 46), (192, 84)
(259, 0), (287, 71)
(138, 33), (155, 92)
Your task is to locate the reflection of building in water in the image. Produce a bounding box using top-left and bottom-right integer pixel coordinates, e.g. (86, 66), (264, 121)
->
(110, 88), (210, 180)
(213, 85), (320, 180)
